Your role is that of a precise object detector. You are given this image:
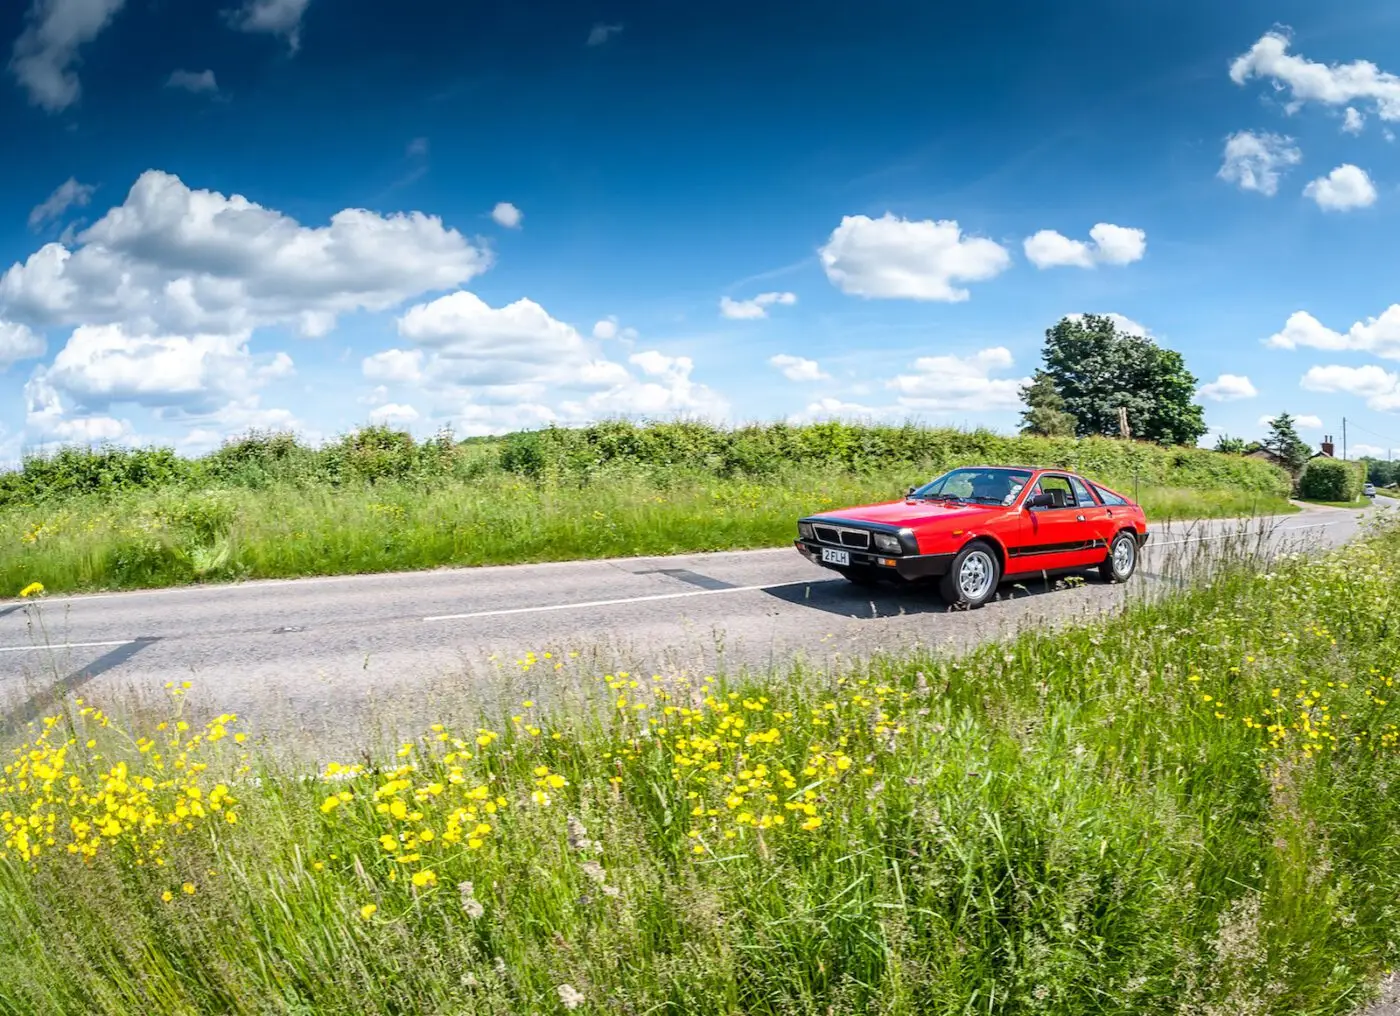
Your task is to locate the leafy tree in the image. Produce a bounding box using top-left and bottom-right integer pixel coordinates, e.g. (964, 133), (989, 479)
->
(1214, 434), (1247, 454)
(1018, 370), (1078, 437)
(1264, 412), (1311, 474)
(1038, 314), (1207, 446)
(1362, 456), (1397, 487)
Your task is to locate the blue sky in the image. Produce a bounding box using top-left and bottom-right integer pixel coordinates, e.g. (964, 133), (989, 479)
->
(5, 0), (1400, 461)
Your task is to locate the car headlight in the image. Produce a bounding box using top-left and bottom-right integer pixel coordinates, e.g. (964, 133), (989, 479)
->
(798, 523), (814, 540)
(872, 532), (901, 553)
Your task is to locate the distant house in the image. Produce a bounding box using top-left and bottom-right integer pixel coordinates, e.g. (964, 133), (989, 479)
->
(1245, 436), (1333, 476)
(1245, 446), (1289, 469)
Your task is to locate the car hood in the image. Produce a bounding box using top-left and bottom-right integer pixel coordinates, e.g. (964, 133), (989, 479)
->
(811, 499), (1002, 527)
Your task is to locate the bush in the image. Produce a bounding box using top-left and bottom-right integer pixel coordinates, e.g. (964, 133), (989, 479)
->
(0, 421), (1294, 511)
(495, 420), (1292, 498)
(1298, 458), (1363, 502)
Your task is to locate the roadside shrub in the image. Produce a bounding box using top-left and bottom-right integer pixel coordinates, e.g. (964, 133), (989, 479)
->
(0, 445), (190, 508)
(497, 421), (1292, 498)
(197, 430), (316, 488)
(0, 420), (1293, 508)
(1298, 458), (1362, 501)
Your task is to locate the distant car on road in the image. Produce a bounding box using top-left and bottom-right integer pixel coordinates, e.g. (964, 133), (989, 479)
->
(1364, 482), (1377, 498)
(796, 465), (1150, 607)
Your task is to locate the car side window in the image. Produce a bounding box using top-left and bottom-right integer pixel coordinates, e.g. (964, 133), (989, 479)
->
(1032, 474), (1075, 509)
(1093, 484), (1128, 506)
(1068, 476), (1096, 506)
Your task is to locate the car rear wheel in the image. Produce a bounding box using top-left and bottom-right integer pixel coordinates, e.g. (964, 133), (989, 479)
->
(1099, 530), (1138, 583)
(939, 540), (1000, 608)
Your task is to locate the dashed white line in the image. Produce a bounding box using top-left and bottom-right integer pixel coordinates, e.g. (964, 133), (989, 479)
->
(0, 639), (140, 654)
(424, 584), (782, 621)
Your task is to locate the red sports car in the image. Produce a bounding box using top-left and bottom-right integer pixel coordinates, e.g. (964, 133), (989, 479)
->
(795, 465), (1150, 607)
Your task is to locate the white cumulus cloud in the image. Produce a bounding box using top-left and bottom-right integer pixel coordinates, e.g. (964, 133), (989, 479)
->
(788, 397), (895, 424)
(0, 169), (490, 339)
(1024, 222), (1146, 269)
(887, 347), (1026, 412)
(1343, 107), (1366, 134)
(368, 403), (419, 426)
(1265, 306), (1400, 359)
(28, 177), (95, 230)
(1303, 164), (1378, 211)
(1218, 131), (1302, 196)
(40, 323), (293, 417)
(1198, 373), (1258, 401)
(0, 320), (46, 371)
(362, 291), (726, 436)
(1301, 363), (1400, 412)
(1259, 413), (1323, 430)
(9, 0), (127, 112)
(768, 353), (828, 382)
(819, 213), (1011, 302)
(720, 291), (797, 319)
(586, 23), (623, 46)
(24, 373), (131, 445)
(591, 316), (638, 343)
(1062, 312), (1151, 337)
(166, 69), (218, 94)
(225, 0), (311, 52)
(1229, 31), (1400, 121)
(491, 202), (522, 229)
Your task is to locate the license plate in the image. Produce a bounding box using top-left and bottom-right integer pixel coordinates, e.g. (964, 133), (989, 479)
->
(821, 547), (850, 566)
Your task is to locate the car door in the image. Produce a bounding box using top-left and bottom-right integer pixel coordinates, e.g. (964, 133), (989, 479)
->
(1068, 473), (1116, 559)
(1008, 473), (1101, 574)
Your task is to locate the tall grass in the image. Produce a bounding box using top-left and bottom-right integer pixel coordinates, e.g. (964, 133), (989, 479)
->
(2, 520), (1397, 1015)
(0, 469), (1296, 596)
(1, 422), (1295, 596)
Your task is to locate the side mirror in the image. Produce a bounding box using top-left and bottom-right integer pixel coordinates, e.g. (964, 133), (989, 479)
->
(1027, 492), (1054, 508)
(906, 486), (918, 498)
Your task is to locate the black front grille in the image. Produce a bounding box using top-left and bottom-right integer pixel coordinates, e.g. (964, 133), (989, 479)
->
(813, 525), (870, 550)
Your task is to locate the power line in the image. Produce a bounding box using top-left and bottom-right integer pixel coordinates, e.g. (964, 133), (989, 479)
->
(1340, 417), (1400, 457)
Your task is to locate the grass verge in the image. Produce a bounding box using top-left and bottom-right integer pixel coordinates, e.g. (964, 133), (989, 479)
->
(1, 468), (1297, 597)
(2, 520), (1397, 1014)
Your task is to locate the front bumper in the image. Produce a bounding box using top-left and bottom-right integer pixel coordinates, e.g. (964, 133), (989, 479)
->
(795, 539), (955, 580)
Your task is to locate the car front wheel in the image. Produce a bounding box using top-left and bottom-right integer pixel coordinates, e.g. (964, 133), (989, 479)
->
(1099, 530), (1138, 583)
(940, 540), (1000, 608)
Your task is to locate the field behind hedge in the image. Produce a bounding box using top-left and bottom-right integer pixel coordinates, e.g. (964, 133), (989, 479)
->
(0, 421), (1295, 596)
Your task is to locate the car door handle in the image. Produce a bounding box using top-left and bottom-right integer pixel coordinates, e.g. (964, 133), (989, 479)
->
(1076, 514), (1085, 522)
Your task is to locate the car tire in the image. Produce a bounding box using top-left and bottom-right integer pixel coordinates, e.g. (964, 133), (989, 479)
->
(1099, 530), (1138, 583)
(839, 566), (881, 587)
(939, 540), (1000, 608)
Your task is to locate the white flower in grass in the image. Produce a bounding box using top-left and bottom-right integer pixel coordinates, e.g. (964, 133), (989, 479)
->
(557, 983), (585, 1009)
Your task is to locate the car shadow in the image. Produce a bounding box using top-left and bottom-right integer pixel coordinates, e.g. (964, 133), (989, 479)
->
(761, 568), (1109, 619)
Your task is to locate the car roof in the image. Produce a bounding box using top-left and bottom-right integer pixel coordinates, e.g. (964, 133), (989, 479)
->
(959, 465), (1074, 476)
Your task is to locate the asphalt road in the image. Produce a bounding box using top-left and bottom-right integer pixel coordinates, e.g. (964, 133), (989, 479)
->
(1, 502), (1388, 737)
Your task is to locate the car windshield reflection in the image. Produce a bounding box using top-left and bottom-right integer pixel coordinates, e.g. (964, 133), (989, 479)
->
(911, 468), (1032, 507)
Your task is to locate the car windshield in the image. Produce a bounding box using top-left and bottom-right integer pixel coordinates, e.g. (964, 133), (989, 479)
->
(911, 467), (1033, 506)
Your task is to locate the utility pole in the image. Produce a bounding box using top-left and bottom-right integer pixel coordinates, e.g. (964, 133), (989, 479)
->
(1343, 416), (1347, 461)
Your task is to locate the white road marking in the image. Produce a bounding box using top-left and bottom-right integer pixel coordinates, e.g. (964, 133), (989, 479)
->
(424, 584), (782, 621)
(0, 639), (140, 654)
(425, 517), (1359, 622)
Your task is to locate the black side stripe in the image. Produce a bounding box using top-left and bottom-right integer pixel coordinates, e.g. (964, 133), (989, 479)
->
(1007, 539), (1108, 558)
